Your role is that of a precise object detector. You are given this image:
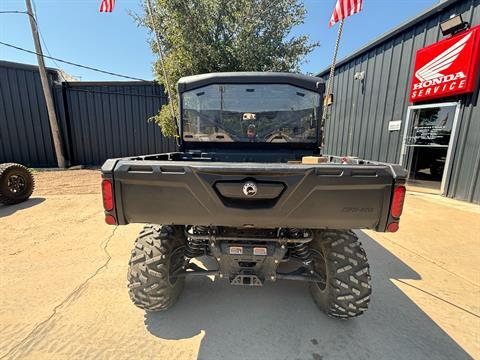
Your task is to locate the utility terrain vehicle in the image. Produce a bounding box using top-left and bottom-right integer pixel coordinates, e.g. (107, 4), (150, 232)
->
(0, 163), (35, 205)
(101, 72), (407, 319)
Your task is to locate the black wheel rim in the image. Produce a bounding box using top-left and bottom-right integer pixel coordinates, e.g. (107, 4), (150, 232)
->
(311, 248), (327, 291)
(7, 174), (26, 194)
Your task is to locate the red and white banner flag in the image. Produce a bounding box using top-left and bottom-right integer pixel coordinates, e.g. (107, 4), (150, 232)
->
(99, 0), (115, 12)
(329, 0), (363, 28)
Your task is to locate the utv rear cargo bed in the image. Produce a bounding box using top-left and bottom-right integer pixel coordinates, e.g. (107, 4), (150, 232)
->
(102, 159), (406, 231)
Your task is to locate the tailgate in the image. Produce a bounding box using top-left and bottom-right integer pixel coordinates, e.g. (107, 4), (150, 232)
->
(103, 160), (405, 231)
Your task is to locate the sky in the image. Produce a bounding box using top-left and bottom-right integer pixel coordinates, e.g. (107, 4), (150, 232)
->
(0, 0), (439, 81)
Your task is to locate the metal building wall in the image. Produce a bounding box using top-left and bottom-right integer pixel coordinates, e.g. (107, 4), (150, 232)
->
(0, 60), (176, 167)
(318, 0), (480, 203)
(62, 82), (176, 165)
(447, 87), (480, 203)
(0, 61), (60, 167)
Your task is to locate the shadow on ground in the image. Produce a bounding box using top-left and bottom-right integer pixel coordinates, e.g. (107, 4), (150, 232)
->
(0, 197), (45, 217)
(145, 231), (473, 360)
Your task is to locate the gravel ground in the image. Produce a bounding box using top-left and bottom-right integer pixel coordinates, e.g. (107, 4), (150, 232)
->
(0, 169), (479, 360)
(31, 169), (101, 195)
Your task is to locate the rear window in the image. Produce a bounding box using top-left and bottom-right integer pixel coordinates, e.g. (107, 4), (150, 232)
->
(182, 83), (321, 143)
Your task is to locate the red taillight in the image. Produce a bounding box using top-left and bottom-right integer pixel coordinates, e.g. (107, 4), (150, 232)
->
(387, 222), (399, 232)
(391, 186), (406, 218)
(105, 214), (116, 225)
(102, 179), (114, 211)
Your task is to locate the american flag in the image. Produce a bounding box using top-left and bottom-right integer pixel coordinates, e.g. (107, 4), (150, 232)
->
(99, 0), (115, 12)
(328, 0), (363, 28)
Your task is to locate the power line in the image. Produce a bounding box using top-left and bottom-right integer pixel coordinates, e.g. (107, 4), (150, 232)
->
(30, 0), (68, 81)
(1, 7), (149, 81)
(67, 86), (164, 99)
(2, 7), (70, 81)
(0, 10), (38, 25)
(0, 10), (30, 16)
(0, 41), (149, 82)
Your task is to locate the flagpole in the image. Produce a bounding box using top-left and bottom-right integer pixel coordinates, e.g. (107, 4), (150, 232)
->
(145, 0), (180, 140)
(321, 18), (345, 152)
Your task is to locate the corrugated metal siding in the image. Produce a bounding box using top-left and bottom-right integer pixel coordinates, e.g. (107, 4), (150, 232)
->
(320, 0), (480, 203)
(447, 85), (480, 203)
(445, 0), (480, 203)
(0, 62), (59, 167)
(63, 82), (176, 165)
(0, 60), (176, 167)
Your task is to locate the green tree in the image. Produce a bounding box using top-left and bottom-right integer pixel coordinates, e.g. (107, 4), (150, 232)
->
(136, 0), (318, 137)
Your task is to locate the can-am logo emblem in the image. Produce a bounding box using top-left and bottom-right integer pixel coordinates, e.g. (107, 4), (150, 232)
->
(243, 181), (258, 197)
(410, 26), (480, 102)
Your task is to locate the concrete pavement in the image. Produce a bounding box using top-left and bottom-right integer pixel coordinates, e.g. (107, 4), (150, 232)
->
(0, 170), (478, 360)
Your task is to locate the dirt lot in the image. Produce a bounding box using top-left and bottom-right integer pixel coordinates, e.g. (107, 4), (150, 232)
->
(0, 170), (479, 360)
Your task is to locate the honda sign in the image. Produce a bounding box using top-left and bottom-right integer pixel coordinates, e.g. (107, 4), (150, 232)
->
(410, 25), (480, 102)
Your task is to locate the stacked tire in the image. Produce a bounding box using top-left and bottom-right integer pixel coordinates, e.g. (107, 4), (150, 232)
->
(0, 163), (35, 205)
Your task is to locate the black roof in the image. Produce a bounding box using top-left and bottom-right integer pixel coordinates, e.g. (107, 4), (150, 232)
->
(177, 72), (325, 93)
(0, 60), (59, 75)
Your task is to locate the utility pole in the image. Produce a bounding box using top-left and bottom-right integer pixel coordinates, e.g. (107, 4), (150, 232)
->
(25, 0), (66, 168)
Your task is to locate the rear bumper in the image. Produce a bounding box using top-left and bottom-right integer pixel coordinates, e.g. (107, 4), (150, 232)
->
(102, 159), (406, 231)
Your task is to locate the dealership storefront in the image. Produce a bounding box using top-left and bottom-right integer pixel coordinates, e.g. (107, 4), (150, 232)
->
(318, 0), (480, 203)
